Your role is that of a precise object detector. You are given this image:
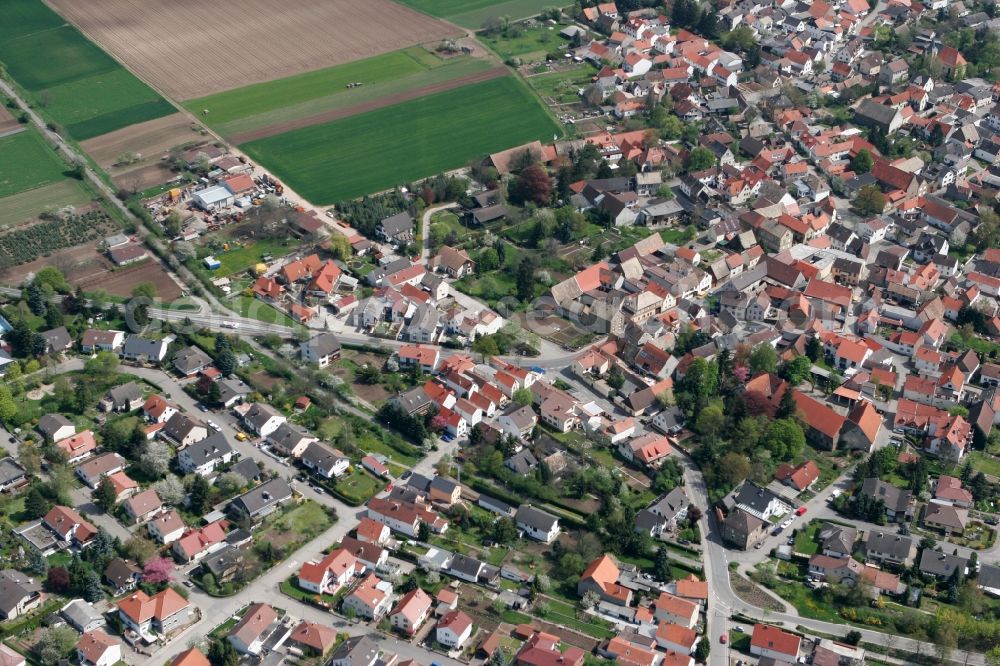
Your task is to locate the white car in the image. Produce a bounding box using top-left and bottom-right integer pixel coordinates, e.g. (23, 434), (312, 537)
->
(207, 421), (221, 432)
(221, 321), (240, 329)
(780, 518), (794, 529)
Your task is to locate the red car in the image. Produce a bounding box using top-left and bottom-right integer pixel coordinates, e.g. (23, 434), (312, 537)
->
(796, 506), (808, 516)
(720, 634), (728, 644)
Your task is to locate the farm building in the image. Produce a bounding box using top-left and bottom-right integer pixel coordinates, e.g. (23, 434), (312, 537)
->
(192, 185), (234, 211)
(108, 244), (150, 266)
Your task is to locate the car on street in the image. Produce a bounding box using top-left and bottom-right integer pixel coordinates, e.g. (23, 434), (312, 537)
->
(235, 431), (248, 441)
(734, 626), (744, 633)
(796, 506), (807, 516)
(720, 634), (727, 644)
(207, 421), (221, 432)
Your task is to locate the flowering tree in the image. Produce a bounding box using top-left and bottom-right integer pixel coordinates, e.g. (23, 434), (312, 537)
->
(142, 557), (174, 584)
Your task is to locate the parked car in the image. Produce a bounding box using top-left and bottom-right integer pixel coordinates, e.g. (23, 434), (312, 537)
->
(796, 506), (807, 516)
(720, 634), (728, 644)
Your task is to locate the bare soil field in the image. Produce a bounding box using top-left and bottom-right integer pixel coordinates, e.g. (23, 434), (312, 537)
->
(229, 66), (507, 144)
(81, 113), (204, 190)
(0, 240), (180, 299)
(46, 0), (460, 100)
(0, 105), (24, 138)
(110, 162), (176, 192)
(80, 260), (182, 300)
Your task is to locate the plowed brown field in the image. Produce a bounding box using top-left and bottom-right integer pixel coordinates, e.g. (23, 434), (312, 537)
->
(46, 0), (460, 100)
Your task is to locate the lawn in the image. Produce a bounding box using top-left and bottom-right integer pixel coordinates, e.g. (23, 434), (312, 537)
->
(525, 65), (595, 103)
(188, 48), (493, 138)
(332, 467), (383, 504)
(967, 451), (1000, 477)
(793, 521), (821, 555)
(199, 237), (301, 277)
(257, 501), (333, 549)
(241, 76), (561, 204)
(397, 0), (571, 28)
(481, 23), (573, 61)
(229, 295), (297, 327)
(540, 599), (615, 639)
(0, 127), (69, 197)
(0, 179), (92, 228)
(0, 0), (172, 139)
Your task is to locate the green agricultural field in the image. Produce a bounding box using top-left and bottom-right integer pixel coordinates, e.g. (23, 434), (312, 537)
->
(188, 48), (436, 126)
(396, 0), (570, 28)
(0, 179), (92, 228)
(45, 71), (175, 141)
(0, 0), (65, 42)
(0, 127), (69, 198)
(187, 48), (495, 139)
(241, 76), (561, 204)
(0, 0), (173, 140)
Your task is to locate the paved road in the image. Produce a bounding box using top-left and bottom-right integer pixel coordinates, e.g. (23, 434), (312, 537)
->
(680, 455), (986, 666)
(420, 203), (460, 267)
(14, 359), (462, 664)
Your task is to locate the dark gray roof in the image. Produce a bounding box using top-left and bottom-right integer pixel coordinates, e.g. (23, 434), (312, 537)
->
(329, 636), (379, 666)
(0, 458), (25, 487)
(218, 377), (251, 405)
(978, 563), (1000, 590)
(302, 332), (341, 358)
(864, 531), (914, 559)
(121, 335), (167, 359)
(406, 473), (433, 493)
(42, 326), (71, 352)
(449, 553), (484, 577)
(505, 449), (538, 475)
(103, 558), (140, 589)
(391, 387), (432, 414)
(183, 431), (234, 466)
(163, 413), (204, 442)
(267, 422), (312, 449)
(229, 478), (292, 518)
(919, 549), (967, 577)
(818, 523), (857, 554)
(855, 99), (900, 129)
(244, 403), (283, 429)
(201, 545), (243, 577)
(429, 476), (460, 496)
(38, 414), (73, 438)
(733, 482), (783, 515)
(860, 478), (912, 513)
(0, 570), (40, 617)
(301, 441), (347, 470)
(229, 459), (262, 482)
(107, 381), (143, 405)
(173, 345), (212, 374)
(515, 504), (558, 531)
(379, 212), (414, 238)
(650, 487), (688, 521)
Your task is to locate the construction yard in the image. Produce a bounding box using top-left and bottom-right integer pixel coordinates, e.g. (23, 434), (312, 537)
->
(46, 0), (459, 100)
